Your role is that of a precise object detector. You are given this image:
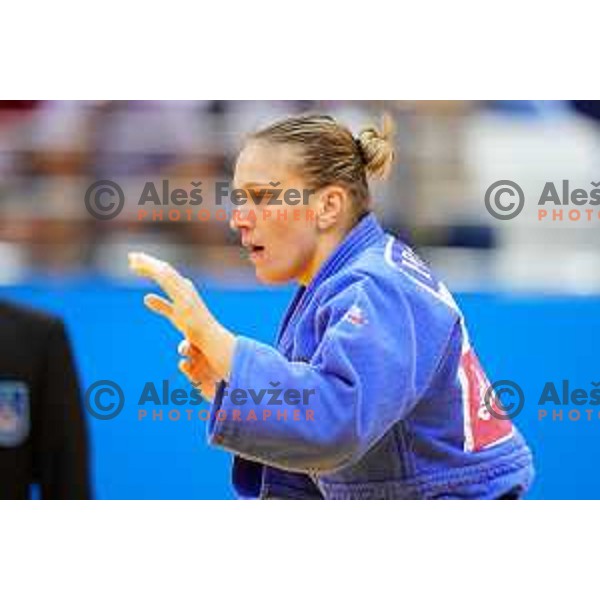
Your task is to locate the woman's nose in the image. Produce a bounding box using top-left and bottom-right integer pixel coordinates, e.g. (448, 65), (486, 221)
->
(229, 204), (256, 231)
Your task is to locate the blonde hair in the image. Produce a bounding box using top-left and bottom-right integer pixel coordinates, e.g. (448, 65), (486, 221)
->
(249, 113), (395, 218)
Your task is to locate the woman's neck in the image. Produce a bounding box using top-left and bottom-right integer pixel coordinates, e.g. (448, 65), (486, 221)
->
(297, 230), (346, 287)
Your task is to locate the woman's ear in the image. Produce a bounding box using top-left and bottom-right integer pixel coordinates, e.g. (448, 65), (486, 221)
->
(315, 185), (348, 231)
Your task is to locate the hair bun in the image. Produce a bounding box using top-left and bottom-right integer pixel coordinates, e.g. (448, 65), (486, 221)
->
(356, 114), (395, 180)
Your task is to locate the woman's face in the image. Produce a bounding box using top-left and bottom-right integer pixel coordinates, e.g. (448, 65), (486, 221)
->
(231, 141), (320, 284)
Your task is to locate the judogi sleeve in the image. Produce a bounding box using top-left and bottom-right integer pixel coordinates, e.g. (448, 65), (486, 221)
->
(207, 276), (440, 474)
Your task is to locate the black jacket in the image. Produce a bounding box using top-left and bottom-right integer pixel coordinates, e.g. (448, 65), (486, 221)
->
(0, 301), (90, 499)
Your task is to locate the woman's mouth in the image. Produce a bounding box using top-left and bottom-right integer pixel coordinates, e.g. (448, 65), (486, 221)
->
(248, 244), (266, 261)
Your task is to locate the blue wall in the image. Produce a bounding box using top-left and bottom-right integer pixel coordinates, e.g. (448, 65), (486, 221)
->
(2, 279), (599, 499)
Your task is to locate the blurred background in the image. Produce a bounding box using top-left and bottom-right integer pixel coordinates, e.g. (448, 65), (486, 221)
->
(1, 100), (599, 499)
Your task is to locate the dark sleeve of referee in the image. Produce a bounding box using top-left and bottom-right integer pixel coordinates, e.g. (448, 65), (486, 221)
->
(34, 318), (91, 499)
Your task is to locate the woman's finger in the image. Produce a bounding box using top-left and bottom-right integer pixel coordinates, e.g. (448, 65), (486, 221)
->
(178, 339), (191, 356)
(129, 252), (186, 301)
(179, 357), (203, 386)
(179, 358), (197, 382)
(144, 293), (174, 319)
(179, 338), (207, 360)
(129, 252), (169, 280)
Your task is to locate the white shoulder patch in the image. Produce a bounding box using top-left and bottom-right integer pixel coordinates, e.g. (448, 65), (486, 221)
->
(0, 380), (30, 447)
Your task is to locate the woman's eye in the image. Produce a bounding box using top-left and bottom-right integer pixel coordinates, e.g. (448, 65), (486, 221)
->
(251, 190), (272, 205)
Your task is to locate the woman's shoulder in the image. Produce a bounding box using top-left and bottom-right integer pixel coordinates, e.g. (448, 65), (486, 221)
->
(317, 234), (459, 319)
(335, 235), (437, 289)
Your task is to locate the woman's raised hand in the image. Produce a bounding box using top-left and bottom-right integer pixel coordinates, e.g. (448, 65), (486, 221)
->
(129, 252), (236, 383)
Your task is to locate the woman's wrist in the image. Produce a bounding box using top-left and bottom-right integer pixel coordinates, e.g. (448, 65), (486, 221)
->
(190, 318), (237, 382)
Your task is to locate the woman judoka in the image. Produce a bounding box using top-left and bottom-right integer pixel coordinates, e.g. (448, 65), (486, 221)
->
(129, 114), (534, 499)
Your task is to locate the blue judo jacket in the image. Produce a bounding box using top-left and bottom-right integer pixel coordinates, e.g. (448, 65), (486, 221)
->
(207, 213), (534, 499)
